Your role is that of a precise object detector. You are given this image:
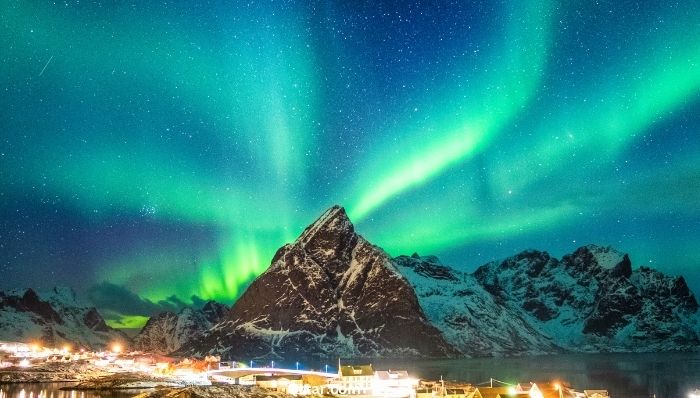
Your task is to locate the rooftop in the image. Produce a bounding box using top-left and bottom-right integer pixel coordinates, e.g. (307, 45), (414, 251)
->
(339, 364), (374, 377)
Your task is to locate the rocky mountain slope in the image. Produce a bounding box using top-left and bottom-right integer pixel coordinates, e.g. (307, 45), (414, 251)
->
(170, 206), (699, 358)
(181, 206), (455, 359)
(0, 287), (128, 350)
(471, 245), (699, 352)
(133, 301), (228, 354)
(393, 254), (560, 356)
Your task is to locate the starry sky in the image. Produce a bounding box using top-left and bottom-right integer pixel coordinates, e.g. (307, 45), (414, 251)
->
(1, 0), (699, 328)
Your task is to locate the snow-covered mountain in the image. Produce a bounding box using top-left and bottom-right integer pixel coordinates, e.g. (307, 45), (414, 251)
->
(471, 245), (699, 352)
(169, 206), (699, 358)
(0, 287), (128, 350)
(393, 254), (560, 356)
(180, 205), (455, 359)
(133, 301), (228, 354)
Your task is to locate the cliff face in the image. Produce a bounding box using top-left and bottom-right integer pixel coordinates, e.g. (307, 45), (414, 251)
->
(133, 301), (228, 355)
(471, 245), (699, 352)
(394, 254), (560, 357)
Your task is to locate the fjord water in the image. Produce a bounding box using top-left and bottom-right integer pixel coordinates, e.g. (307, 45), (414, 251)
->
(0, 383), (142, 398)
(372, 352), (700, 398)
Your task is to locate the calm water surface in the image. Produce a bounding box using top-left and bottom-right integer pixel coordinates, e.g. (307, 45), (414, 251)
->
(0, 383), (146, 398)
(373, 352), (700, 398)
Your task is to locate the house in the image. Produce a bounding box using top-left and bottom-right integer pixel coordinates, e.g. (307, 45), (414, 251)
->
(583, 391), (609, 398)
(375, 370), (418, 388)
(417, 385), (481, 398)
(476, 387), (523, 398)
(374, 370), (419, 397)
(416, 387), (434, 398)
(517, 382), (569, 398)
(255, 375), (303, 392)
(444, 388), (472, 398)
(468, 390), (483, 398)
(339, 364), (374, 394)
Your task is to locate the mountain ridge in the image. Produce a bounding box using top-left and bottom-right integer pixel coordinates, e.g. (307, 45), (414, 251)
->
(5, 206), (697, 359)
(173, 205), (700, 359)
(0, 287), (128, 350)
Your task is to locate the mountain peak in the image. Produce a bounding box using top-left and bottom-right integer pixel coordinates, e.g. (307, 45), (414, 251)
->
(298, 205), (352, 245)
(579, 244), (627, 269)
(289, 205), (359, 279)
(182, 205), (455, 358)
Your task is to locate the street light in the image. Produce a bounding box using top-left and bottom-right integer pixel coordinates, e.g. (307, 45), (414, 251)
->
(296, 361), (300, 370)
(325, 364), (329, 373)
(250, 360), (254, 368)
(271, 360), (275, 368)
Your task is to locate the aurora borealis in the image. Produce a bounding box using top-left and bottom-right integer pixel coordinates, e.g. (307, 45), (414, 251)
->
(1, 0), (699, 328)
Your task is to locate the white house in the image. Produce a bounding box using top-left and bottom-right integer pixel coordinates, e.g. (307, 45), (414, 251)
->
(374, 370), (419, 397)
(339, 364), (374, 394)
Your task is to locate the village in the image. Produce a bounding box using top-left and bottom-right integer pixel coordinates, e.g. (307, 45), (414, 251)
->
(0, 341), (613, 398)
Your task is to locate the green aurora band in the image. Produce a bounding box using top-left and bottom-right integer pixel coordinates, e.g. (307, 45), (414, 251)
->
(1, 1), (699, 327)
(346, 1), (554, 222)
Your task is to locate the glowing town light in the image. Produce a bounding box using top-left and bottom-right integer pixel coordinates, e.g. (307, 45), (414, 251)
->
(530, 390), (544, 398)
(19, 359), (30, 368)
(111, 343), (122, 354)
(287, 384), (297, 395)
(553, 383), (564, 398)
(688, 389), (700, 398)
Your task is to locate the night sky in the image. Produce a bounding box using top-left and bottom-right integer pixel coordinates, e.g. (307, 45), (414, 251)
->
(1, 0), (699, 328)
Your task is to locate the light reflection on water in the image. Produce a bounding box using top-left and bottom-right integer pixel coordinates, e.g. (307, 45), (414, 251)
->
(0, 383), (144, 398)
(370, 352), (700, 398)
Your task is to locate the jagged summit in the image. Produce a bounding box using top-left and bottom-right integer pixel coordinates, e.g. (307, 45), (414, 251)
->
(563, 244), (631, 277)
(471, 246), (699, 350)
(579, 244), (627, 267)
(297, 205), (352, 245)
(271, 205), (361, 284)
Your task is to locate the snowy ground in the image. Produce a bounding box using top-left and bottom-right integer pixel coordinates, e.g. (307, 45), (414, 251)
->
(133, 385), (323, 398)
(0, 361), (113, 383)
(65, 372), (188, 390)
(0, 361), (189, 390)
